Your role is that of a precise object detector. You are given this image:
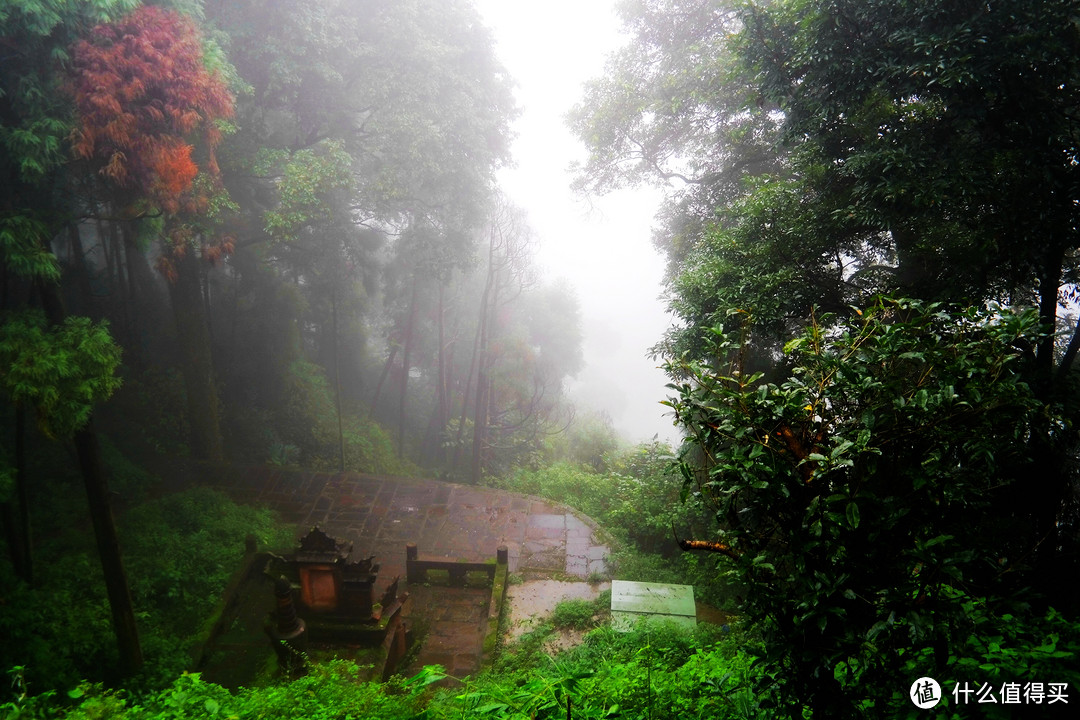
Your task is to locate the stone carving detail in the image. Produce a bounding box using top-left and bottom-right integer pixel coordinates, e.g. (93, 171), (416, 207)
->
(296, 526), (351, 562)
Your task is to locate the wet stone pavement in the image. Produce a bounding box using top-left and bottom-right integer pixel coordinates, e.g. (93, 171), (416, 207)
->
(200, 468), (610, 678)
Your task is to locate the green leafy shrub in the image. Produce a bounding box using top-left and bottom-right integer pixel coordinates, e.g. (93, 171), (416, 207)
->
(6, 662), (432, 720)
(122, 487), (293, 634)
(0, 483), (292, 695)
(665, 299), (1080, 716)
(433, 620), (762, 719)
(551, 598), (598, 631)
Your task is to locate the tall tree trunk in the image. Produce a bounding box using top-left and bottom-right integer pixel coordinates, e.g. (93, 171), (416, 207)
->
(0, 501), (25, 581)
(437, 284), (447, 434)
(1027, 245), (1071, 603)
(67, 224), (93, 313)
(892, 225), (936, 297)
(1036, 246), (1064, 382)
(33, 273), (142, 675)
(370, 344), (399, 415)
(452, 263), (494, 473)
(98, 218), (115, 293)
(450, 316), (479, 474)
(73, 420), (144, 675)
(397, 278), (420, 458)
(105, 219), (133, 343)
(2, 407), (30, 582)
(121, 219), (141, 311)
(423, 284), (449, 464)
(470, 274), (500, 483)
(120, 219), (160, 360)
(201, 262), (214, 344)
(13, 405), (31, 583)
(168, 248), (224, 461)
(330, 288), (345, 472)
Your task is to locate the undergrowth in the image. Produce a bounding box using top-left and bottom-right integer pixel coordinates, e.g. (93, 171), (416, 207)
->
(0, 458), (293, 696)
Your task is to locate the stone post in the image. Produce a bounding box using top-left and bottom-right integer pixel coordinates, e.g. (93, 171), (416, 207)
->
(405, 543), (422, 584)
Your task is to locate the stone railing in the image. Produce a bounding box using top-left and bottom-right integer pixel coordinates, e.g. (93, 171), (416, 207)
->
(404, 543), (507, 586)
(404, 543), (509, 668)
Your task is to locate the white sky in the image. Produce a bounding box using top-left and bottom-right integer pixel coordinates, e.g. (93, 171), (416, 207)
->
(474, 0), (679, 445)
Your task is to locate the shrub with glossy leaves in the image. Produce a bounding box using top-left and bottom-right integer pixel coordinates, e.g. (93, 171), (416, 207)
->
(665, 298), (1070, 717)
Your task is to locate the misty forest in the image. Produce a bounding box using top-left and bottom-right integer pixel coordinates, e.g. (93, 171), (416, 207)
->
(2, 0), (1080, 718)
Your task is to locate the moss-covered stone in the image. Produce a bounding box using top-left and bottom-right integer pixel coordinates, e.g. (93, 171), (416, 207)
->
(480, 560), (509, 667)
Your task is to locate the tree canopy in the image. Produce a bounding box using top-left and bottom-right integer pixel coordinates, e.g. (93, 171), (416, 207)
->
(666, 299), (1074, 715)
(575, 0), (1080, 716)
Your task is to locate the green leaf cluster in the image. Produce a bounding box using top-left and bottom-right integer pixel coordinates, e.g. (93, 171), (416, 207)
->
(263, 140), (355, 242)
(665, 298), (1069, 716)
(4, 661), (425, 720)
(0, 0), (139, 186)
(437, 622), (759, 720)
(0, 310), (122, 439)
(0, 481), (292, 695)
(0, 214), (60, 282)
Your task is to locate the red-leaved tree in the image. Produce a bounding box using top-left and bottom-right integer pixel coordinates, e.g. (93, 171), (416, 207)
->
(71, 6), (234, 461)
(70, 5), (232, 214)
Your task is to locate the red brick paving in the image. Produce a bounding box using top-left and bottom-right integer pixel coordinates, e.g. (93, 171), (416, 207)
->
(195, 468), (610, 678)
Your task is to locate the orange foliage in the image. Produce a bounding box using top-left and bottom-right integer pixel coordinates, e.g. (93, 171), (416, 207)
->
(70, 6), (233, 212)
(154, 255), (178, 284)
(70, 6), (236, 282)
(148, 140), (199, 213)
(202, 235), (235, 266)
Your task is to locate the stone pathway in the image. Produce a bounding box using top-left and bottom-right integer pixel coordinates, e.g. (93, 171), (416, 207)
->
(194, 466), (610, 678)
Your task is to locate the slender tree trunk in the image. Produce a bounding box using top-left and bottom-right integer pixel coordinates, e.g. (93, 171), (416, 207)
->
(421, 286), (455, 465)
(73, 420), (144, 674)
(224, 265), (242, 377)
(437, 284), (447, 433)
(2, 407), (30, 582)
(330, 288), (345, 472)
(469, 361), (488, 482)
(0, 343), (19, 574)
(121, 219), (140, 311)
(1027, 245), (1071, 600)
(110, 220), (126, 298)
(470, 274), (500, 483)
(68, 224), (93, 312)
(98, 218), (115, 292)
(1036, 246), (1064, 381)
(0, 501), (25, 581)
(202, 262), (214, 344)
(370, 344), (399, 415)
(106, 219), (134, 343)
(425, 284), (449, 464)
(892, 225), (935, 297)
(397, 278), (420, 458)
(33, 273), (142, 675)
(120, 218), (156, 359)
(452, 265), (493, 473)
(14, 405), (31, 583)
(450, 317), (479, 473)
(168, 248), (224, 461)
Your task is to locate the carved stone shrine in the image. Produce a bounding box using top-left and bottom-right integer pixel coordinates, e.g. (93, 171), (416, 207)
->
(266, 526), (409, 678)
